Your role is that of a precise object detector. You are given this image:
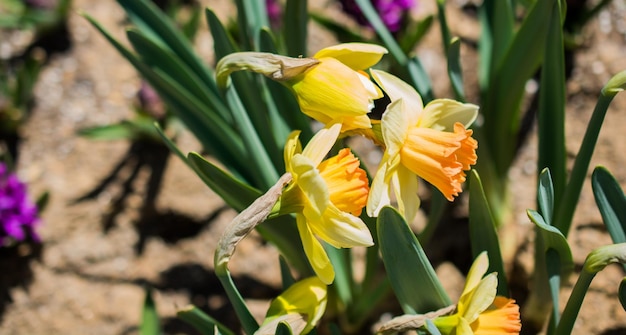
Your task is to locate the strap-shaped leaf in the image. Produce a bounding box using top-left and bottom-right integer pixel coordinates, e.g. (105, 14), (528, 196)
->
(537, 1), (566, 207)
(378, 206), (451, 314)
(177, 305), (236, 335)
(527, 209), (573, 275)
(187, 152), (261, 212)
(469, 170), (508, 296)
(117, 0), (217, 93)
(481, 0), (557, 174)
(284, 0), (308, 57)
(140, 288), (160, 335)
(276, 322), (294, 335)
(537, 168), (555, 223)
(446, 37), (465, 102)
(477, 0), (514, 89)
(126, 29), (231, 124)
(592, 166), (626, 244)
(84, 14), (249, 178)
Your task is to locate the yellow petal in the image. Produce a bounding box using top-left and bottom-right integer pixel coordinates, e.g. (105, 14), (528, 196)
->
(460, 273), (498, 323)
(260, 277), (328, 335)
(305, 205), (373, 248)
(381, 99), (410, 155)
(318, 148), (369, 216)
(291, 154), (329, 217)
(313, 43), (388, 70)
(302, 123), (341, 166)
(284, 130), (303, 172)
(297, 215), (335, 284)
(464, 252), (490, 294)
(420, 99), (479, 131)
(289, 58), (376, 130)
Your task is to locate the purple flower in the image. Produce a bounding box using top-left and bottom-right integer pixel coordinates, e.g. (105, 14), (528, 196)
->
(339, 0), (415, 33)
(0, 163), (40, 246)
(266, 0), (282, 28)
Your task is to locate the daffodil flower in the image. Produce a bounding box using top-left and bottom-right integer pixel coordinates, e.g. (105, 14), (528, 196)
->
(255, 277), (327, 335)
(216, 43), (387, 131)
(433, 252), (521, 335)
(277, 123), (373, 284)
(366, 69), (479, 222)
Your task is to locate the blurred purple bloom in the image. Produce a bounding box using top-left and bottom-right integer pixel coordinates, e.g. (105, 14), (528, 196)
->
(339, 0), (415, 33)
(0, 163), (40, 246)
(266, 0), (282, 28)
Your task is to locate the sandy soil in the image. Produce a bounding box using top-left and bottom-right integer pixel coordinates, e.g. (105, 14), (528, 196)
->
(1, 0), (626, 334)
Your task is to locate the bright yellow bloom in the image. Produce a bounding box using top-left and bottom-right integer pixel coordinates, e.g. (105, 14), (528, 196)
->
(279, 123), (373, 284)
(433, 252), (521, 335)
(285, 43), (387, 131)
(255, 277), (327, 335)
(367, 69), (479, 222)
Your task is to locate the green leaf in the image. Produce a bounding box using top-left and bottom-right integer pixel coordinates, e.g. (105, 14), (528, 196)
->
(140, 288), (160, 335)
(83, 14), (249, 179)
(446, 37), (465, 101)
(378, 206), (451, 314)
(553, 73), (622, 235)
(309, 13), (366, 44)
(279, 256), (296, 290)
(537, 1), (566, 209)
(77, 122), (140, 141)
(592, 166), (626, 244)
(619, 277), (626, 311)
(276, 321), (294, 335)
(284, 0), (307, 57)
(398, 15), (434, 54)
(116, 0), (218, 93)
(177, 305), (236, 335)
(537, 168), (555, 223)
(478, 0), (515, 89)
(325, 245), (353, 306)
(527, 209), (574, 275)
(187, 152), (261, 212)
(468, 170), (508, 296)
(126, 28), (232, 124)
(233, 0), (269, 49)
(480, 0), (557, 175)
(217, 271), (259, 334)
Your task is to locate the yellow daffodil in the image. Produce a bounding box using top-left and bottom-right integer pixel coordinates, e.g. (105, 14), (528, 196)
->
(255, 277), (327, 335)
(216, 43), (387, 131)
(433, 252), (521, 335)
(366, 69), (479, 222)
(278, 123), (373, 284)
(286, 43), (386, 131)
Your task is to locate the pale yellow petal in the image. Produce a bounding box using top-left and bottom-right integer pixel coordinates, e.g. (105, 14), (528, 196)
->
(371, 69), (423, 124)
(420, 99), (479, 131)
(313, 43), (388, 70)
(463, 251), (490, 295)
(461, 273), (498, 324)
(395, 165), (420, 222)
(367, 152), (393, 217)
(302, 123), (341, 165)
(304, 205), (373, 248)
(457, 316), (474, 335)
(297, 215), (334, 284)
(381, 99), (409, 155)
(284, 130), (303, 173)
(291, 154), (329, 217)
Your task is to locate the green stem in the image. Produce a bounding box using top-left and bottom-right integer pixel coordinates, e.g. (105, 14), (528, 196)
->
(216, 268), (260, 335)
(554, 270), (595, 335)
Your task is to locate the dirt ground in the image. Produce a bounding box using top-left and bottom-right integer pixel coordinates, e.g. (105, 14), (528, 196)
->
(1, 0), (626, 334)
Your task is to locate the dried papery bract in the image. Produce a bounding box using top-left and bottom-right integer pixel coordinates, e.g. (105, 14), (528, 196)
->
(214, 173), (293, 272)
(215, 52), (320, 88)
(377, 305), (456, 335)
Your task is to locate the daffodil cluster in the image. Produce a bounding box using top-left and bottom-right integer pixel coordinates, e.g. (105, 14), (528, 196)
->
(216, 42), (482, 334)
